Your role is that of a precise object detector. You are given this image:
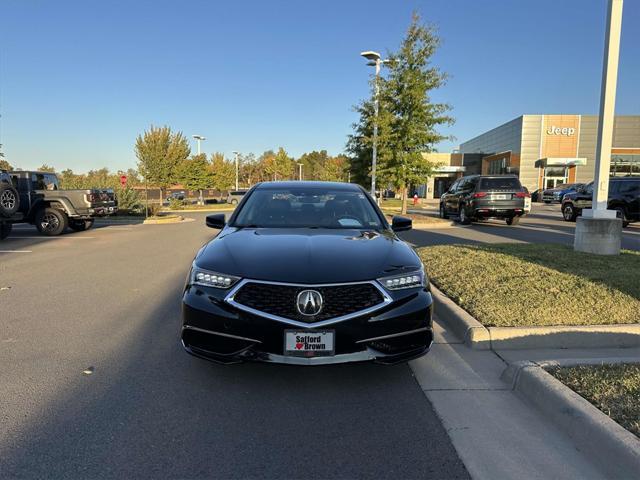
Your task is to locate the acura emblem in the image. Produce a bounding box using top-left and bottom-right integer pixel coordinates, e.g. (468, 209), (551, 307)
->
(296, 290), (323, 316)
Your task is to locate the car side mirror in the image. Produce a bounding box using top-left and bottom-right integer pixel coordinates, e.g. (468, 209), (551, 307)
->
(391, 215), (412, 232)
(206, 214), (225, 229)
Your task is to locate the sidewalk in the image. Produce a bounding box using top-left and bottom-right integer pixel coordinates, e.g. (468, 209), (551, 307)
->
(408, 316), (635, 479)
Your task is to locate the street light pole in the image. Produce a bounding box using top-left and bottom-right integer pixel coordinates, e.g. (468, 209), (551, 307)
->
(361, 51), (386, 203)
(296, 162), (303, 181)
(584, 0), (623, 219)
(232, 151), (240, 191)
(574, 0), (624, 255)
(192, 135), (206, 155)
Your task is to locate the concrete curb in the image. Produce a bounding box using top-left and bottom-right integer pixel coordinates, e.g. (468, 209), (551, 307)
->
(502, 362), (640, 478)
(143, 216), (194, 225)
(431, 284), (640, 350)
(430, 285), (491, 349)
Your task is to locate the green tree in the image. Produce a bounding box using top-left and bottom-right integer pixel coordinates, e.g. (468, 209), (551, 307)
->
(346, 95), (394, 189)
(378, 13), (453, 213)
(264, 147), (293, 180)
(177, 153), (213, 204)
(210, 152), (235, 197)
(0, 144), (11, 171)
(135, 125), (191, 203)
(37, 164), (56, 173)
(321, 155), (348, 182)
(59, 169), (85, 189)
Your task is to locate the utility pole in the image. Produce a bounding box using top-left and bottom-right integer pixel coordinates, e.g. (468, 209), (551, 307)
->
(232, 151), (240, 191)
(574, 0), (624, 255)
(192, 135), (206, 155)
(361, 51), (387, 204)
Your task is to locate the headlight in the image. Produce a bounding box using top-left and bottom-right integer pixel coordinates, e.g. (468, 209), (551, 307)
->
(191, 267), (241, 289)
(378, 269), (426, 290)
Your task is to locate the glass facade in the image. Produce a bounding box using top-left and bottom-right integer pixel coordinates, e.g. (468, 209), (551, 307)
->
(611, 154), (640, 176)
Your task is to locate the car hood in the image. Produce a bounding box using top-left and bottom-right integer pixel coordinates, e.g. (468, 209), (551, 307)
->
(194, 227), (422, 284)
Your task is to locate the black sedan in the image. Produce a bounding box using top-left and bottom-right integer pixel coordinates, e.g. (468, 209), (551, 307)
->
(181, 181), (433, 365)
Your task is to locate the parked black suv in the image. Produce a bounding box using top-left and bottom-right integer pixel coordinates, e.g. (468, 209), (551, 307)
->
(439, 175), (529, 225)
(561, 177), (640, 227)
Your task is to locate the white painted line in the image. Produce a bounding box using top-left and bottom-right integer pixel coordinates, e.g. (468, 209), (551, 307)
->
(0, 250), (32, 253)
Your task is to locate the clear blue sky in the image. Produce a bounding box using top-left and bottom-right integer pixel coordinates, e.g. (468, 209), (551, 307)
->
(1, 0), (638, 173)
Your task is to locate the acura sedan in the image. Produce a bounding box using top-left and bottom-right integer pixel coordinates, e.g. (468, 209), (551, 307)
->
(181, 181), (433, 365)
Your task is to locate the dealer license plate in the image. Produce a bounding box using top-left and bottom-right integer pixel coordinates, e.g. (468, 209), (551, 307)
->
(492, 194), (509, 200)
(284, 330), (335, 357)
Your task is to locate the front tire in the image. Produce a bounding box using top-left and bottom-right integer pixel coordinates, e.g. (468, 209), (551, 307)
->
(439, 203), (448, 219)
(0, 184), (20, 217)
(614, 207), (630, 228)
(35, 207), (68, 236)
(458, 205), (471, 225)
(0, 223), (12, 240)
(69, 219), (95, 232)
(562, 203), (578, 222)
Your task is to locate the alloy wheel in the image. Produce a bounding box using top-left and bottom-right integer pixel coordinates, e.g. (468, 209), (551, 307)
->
(41, 213), (60, 232)
(1, 190), (16, 210)
(563, 205), (573, 221)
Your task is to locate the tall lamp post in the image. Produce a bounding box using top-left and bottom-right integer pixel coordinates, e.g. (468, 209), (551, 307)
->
(574, 0), (624, 255)
(361, 50), (388, 203)
(296, 162), (303, 181)
(192, 135), (206, 155)
(232, 151), (240, 191)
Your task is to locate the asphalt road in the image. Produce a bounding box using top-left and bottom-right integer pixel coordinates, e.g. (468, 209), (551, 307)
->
(400, 203), (640, 251)
(0, 215), (468, 479)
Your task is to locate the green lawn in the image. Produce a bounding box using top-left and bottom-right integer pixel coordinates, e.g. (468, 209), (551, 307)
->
(418, 243), (640, 327)
(550, 364), (640, 437)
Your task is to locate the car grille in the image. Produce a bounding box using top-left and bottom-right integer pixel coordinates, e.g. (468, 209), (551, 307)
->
(232, 282), (385, 322)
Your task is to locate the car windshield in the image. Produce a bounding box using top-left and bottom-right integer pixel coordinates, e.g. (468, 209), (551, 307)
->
(479, 177), (521, 190)
(233, 187), (383, 229)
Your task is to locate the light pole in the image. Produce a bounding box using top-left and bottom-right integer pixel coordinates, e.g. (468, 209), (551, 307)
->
(192, 135), (206, 155)
(232, 151), (240, 191)
(296, 162), (303, 181)
(361, 51), (387, 203)
(574, 0), (624, 255)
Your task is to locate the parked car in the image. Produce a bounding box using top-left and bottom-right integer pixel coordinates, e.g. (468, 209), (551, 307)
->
(181, 181), (432, 365)
(542, 183), (584, 203)
(439, 175), (529, 225)
(530, 188), (542, 203)
(561, 177), (640, 227)
(166, 191), (186, 201)
(0, 170), (22, 240)
(226, 190), (247, 205)
(9, 170), (117, 236)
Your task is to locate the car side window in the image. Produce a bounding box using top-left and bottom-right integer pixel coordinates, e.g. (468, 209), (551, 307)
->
(617, 181), (640, 194)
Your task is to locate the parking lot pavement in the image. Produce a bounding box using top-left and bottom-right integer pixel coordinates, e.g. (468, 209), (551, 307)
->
(0, 212), (469, 479)
(400, 203), (640, 251)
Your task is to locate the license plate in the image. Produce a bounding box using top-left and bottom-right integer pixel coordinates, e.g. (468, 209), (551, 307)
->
(284, 330), (335, 357)
(492, 194), (509, 200)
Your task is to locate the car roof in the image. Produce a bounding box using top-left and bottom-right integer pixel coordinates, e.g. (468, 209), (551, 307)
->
(255, 181), (362, 191)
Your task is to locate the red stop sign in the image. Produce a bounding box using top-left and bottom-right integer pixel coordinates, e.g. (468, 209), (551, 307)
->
(120, 175), (127, 187)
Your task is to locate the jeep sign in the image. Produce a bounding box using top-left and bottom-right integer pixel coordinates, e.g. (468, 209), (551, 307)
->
(546, 126), (576, 136)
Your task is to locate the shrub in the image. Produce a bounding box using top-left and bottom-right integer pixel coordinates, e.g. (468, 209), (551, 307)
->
(168, 197), (189, 210)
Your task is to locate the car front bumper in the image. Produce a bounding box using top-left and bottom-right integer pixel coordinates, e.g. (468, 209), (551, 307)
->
(181, 283), (433, 365)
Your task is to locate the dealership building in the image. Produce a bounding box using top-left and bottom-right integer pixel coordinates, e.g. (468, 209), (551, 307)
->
(420, 114), (640, 198)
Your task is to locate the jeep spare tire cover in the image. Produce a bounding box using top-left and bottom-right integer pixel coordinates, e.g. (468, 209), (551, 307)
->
(0, 183), (20, 217)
